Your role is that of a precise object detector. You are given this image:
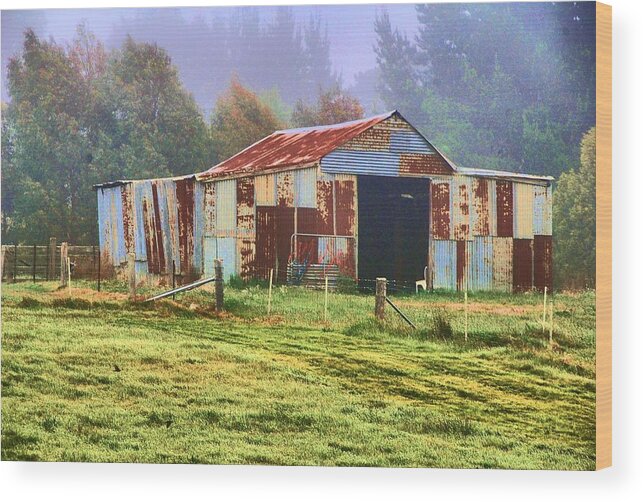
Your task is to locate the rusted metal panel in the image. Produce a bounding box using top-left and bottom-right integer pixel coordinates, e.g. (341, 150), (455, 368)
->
(192, 181), (205, 273)
(317, 237), (355, 278)
(472, 236), (493, 291)
(277, 171), (294, 207)
(238, 239), (255, 280)
(236, 176), (255, 238)
(471, 178), (495, 237)
(431, 239), (457, 290)
(451, 176), (471, 241)
(132, 181), (149, 262)
(175, 177), (195, 277)
(316, 174), (334, 235)
(255, 173), (276, 206)
(142, 184), (163, 275)
(496, 180), (514, 237)
(341, 127), (390, 151)
(215, 178), (236, 235)
(120, 183), (134, 255)
(294, 167), (317, 208)
(431, 181), (450, 240)
(275, 207), (295, 281)
(296, 207), (318, 264)
(256, 207), (276, 279)
(203, 182), (216, 236)
(456, 240), (473, 291)
(200, 112), (397, 180)
(533, 235), (553, 292)
(390, 130), (433, 154)
(399, 153), (452, 176)
(533, 184), (553, 235)
(159, 179), (180, 274)
(334, 176), (356, 236)
(513, 182), (534, 239)
(512, 238), (533, 292)
(492, 237), (513, 292)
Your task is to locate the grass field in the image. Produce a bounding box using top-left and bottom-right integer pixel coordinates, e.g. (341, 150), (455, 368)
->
(1, 280), (596, 469)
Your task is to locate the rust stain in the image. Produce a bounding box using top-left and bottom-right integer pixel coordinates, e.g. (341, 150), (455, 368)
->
(203, 182), (216, 236)
(533, 235), (553, 292)
(121, 185), (133, 253)
(316, 177), (334, 235)
(399, 153), (452, 176)
(456, 240), (467, 291)
(239, 239), (256, 280)
(296, 207), (318, 264)
(512, 238), (533, 292)
(334, 178), (356, 236)
(275, 207), (295, 281)
(277, 171), (294, 207)
(431, 182), (450, 240)
(175, 178), (195, 275)
(236, 176), (255, 236)
(256, 207), (276, 280)
(453, 180), (470, 240)
(151, 182), (166, 273)
(472, 178), (490, 236)
(496, 180), (513, 237)
(341, 127), (390, 151)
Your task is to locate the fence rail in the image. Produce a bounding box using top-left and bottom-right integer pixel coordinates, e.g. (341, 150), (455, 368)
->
(1, 243), (100, 282)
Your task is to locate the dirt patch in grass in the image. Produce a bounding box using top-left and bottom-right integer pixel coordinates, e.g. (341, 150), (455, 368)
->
(50, 287), (128, 302)
(397, 300), (539, 316)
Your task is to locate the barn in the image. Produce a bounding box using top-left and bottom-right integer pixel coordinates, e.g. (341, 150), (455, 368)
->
(95, 110), (553, 292)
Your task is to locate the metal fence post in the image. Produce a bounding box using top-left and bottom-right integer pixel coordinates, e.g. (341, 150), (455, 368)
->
(128, 252), (137, 301)
(375, 277), (386, 320)
(60, 242), (68, 287)
(214, 259), (224, 312)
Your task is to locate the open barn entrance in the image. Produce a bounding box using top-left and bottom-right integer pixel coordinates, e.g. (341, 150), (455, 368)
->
(357, 176), (430, 290)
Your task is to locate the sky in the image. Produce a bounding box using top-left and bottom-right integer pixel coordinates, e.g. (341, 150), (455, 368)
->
(1, 4), (420, 110)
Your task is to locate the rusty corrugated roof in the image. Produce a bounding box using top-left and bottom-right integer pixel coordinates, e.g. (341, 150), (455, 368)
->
(197, 111), (396, 181)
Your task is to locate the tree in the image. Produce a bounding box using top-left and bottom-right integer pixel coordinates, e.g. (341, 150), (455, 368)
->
(211, 76), (283, 161)
(553, 128), (596, 289)
(292, 86), (364, 127)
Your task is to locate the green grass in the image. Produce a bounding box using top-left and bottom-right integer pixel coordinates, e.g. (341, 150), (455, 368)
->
(1, 280), (596, 468)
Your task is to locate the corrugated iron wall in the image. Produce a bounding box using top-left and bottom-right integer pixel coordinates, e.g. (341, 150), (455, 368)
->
(320, 115), (452, 177)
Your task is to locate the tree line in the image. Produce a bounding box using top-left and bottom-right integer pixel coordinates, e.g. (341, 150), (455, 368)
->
(1, 2), (596, 288)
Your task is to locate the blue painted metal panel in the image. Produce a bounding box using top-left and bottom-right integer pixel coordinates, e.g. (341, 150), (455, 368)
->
(472, 236), (493, 291)
(98, 186), (126, 266)
(132, 181), (150, 261)
(533, 184), (552, 235)
(294, 168), (317, 207)
(156, 180), (174, 274)
(203, 236), (236, 281)
(321, 150), (400, 177)
(432, 240), (457, 290)
(390, 130), (435, 154)
(192, 181), (205, 273)
(203, 236), (216, 277)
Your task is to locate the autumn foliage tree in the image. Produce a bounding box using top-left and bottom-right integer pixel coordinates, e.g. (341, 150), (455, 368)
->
(292, 86), (364, 127)
(211, 76), (284, 161)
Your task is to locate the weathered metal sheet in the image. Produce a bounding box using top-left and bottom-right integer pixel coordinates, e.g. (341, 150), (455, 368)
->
(533, 235), (553, 292)
(456, 240), (474, 291)
(334, 176), (356, 236)
(121, 183), (134, 255)
(203, 182), (216, 236)
(496, 180), (514, 237)
(132, 181), (150, 262)
(159, 179), (180, 274)
(215, 178), (236, 234)
(431, 181), (450, 240)
(256, 207), (276, 279)
(143, 183), (164, 275)
(533, 184), (553, 235)
(175, 177), (195, 277)
(513, 182), (534, 239)
(277, 171), (294, 207)
(294, 167), (317, 208)
(471, 178), (495, 237)
(296, 207), (318, 264)
(97, 186), (126, 267)
(203, 236), (236, 281)
(389, 130), (434, 154)
(316, 174), (334, 235)
(236, 176), (255, 238)
(451, 176), (471, 241)
(512, 238), (533, 292)
(492, 237), (513, 292)
(192, 181), (205, 273)
(399, 153), (452, 176)
(321, 150), (401, 177)
(238, 238), (255, 280)
(317, 237), (355, 277)
(255, 173), (276, 206)
(275, 207), (295, 281)
(341, 127), (390, 151)
(431, 239), (457, 290)
(472, 236), (493, 291)
(201, 112), (396, 180)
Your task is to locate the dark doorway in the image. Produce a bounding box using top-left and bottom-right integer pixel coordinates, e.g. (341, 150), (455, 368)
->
(357, 176), (430, 289)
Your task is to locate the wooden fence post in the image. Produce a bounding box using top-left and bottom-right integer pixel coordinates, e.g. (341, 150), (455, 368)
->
(48, 237), (56, 281)
(375, 277), (386, 320)
(60, 242), (68, 287)
(324, 275), (329, 323)
(214, 259), (224, 312)
(1, 246), (5, 282)
(32, 245), (37, 283)
(128, 252), (137, 300)
(67, 257), (72, 296)
(542, 286), (548, 333)
(13, 243), (18, 282)
(267, 268), (274, 315)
